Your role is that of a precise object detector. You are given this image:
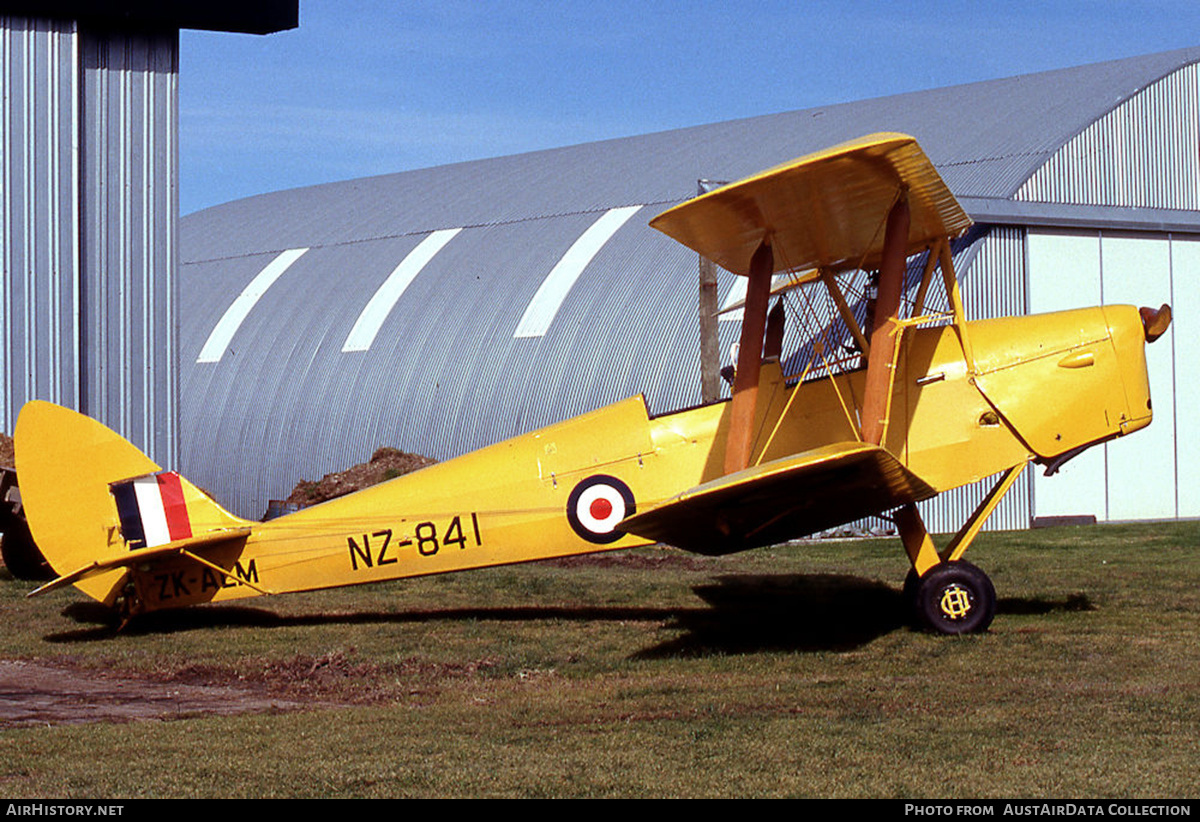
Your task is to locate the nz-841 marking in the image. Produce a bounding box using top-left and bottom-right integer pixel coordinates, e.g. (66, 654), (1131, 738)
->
(347, 513), (482, 571)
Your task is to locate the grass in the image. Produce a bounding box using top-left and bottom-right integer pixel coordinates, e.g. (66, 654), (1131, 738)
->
(0, 521), (1198, 798)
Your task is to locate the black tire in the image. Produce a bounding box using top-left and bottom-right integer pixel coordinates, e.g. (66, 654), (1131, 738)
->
(0, 509), (51, 580)
(911, 560), (996, 635)
(902, 568), (920, 605)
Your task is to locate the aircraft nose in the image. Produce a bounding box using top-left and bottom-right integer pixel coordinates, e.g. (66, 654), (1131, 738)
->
(1139, 304), (1172, 343)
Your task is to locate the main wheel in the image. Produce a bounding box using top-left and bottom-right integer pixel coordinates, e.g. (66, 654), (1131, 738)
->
(911, 560), (996, 635)
(0, 501), (51, 581)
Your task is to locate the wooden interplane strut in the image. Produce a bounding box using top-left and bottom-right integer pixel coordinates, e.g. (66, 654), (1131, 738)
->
(724, 240), (774, 474)
(860, 196), (910, 446)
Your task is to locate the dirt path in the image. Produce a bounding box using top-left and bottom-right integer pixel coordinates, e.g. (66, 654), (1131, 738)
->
(0, 660), (306, 728)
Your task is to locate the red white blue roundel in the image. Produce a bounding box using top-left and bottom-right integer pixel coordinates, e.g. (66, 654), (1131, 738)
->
(567, 475), (636, 544)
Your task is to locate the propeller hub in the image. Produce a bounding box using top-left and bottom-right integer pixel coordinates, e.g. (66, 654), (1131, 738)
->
(1139, 304), (1172, 343)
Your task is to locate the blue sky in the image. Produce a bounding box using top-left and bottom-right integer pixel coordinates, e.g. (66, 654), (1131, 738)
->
(178, 1), (1200, 214)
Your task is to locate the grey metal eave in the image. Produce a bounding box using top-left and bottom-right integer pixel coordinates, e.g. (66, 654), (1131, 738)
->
(0, 1), (298, 34)
(962, 196), (1200, 235)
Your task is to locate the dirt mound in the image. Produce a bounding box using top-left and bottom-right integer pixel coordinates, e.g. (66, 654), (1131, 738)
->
(0, 433), (12, 467)
(286, 446), (436, 506)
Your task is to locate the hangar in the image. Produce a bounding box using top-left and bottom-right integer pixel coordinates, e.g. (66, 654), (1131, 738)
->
(0, 2), (296, 469)
(180, 45), (1200, 530)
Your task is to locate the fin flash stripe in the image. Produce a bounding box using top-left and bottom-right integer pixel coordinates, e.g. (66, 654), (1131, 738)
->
(112, 472), (193, 550)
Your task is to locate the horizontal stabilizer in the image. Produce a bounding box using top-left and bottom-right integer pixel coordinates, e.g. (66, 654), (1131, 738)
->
(27, 527), (254, 598)
(650, 133), (972, 277)
(621, 442), (936, 555)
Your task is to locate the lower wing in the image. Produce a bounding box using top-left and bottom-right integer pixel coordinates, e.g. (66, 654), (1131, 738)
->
(621, 442), (936, 555)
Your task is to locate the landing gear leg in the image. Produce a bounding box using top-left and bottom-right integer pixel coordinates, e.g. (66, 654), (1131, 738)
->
(895, 463), (1026, 635)
(112, 576), (146, 631)
(896, 504), (994, 634)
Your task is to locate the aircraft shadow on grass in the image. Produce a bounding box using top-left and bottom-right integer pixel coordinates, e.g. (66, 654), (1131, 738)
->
(44, 573), (1095, 652)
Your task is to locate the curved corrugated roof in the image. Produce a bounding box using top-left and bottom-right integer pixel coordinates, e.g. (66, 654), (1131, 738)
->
(180, 46), (1200, 517)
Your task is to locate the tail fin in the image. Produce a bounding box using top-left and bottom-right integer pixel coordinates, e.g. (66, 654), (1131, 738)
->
(14, 401), (250, 606)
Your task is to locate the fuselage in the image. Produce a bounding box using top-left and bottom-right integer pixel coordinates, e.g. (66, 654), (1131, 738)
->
(125, 304), (1154, 613)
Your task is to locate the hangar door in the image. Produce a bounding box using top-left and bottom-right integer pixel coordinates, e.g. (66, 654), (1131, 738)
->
(1026, 229), (1197, 523)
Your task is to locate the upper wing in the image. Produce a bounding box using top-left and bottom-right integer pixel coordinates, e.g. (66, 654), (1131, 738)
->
(650, 132), (971, 277)
(620, 442), (936, 555)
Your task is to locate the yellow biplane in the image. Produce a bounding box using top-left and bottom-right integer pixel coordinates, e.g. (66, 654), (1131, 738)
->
(14, 133), (1171, 634)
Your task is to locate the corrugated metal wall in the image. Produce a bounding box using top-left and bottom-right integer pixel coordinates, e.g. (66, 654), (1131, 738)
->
(1018, 63), (1200, 209)
(932, 62), (1200, 532)
(0, 16), (178, 464)
(79, 25), (179, 466)
(0, 16), (80, 425)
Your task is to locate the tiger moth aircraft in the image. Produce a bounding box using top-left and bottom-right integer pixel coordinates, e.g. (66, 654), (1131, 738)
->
(15, 133), (1171, 634)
